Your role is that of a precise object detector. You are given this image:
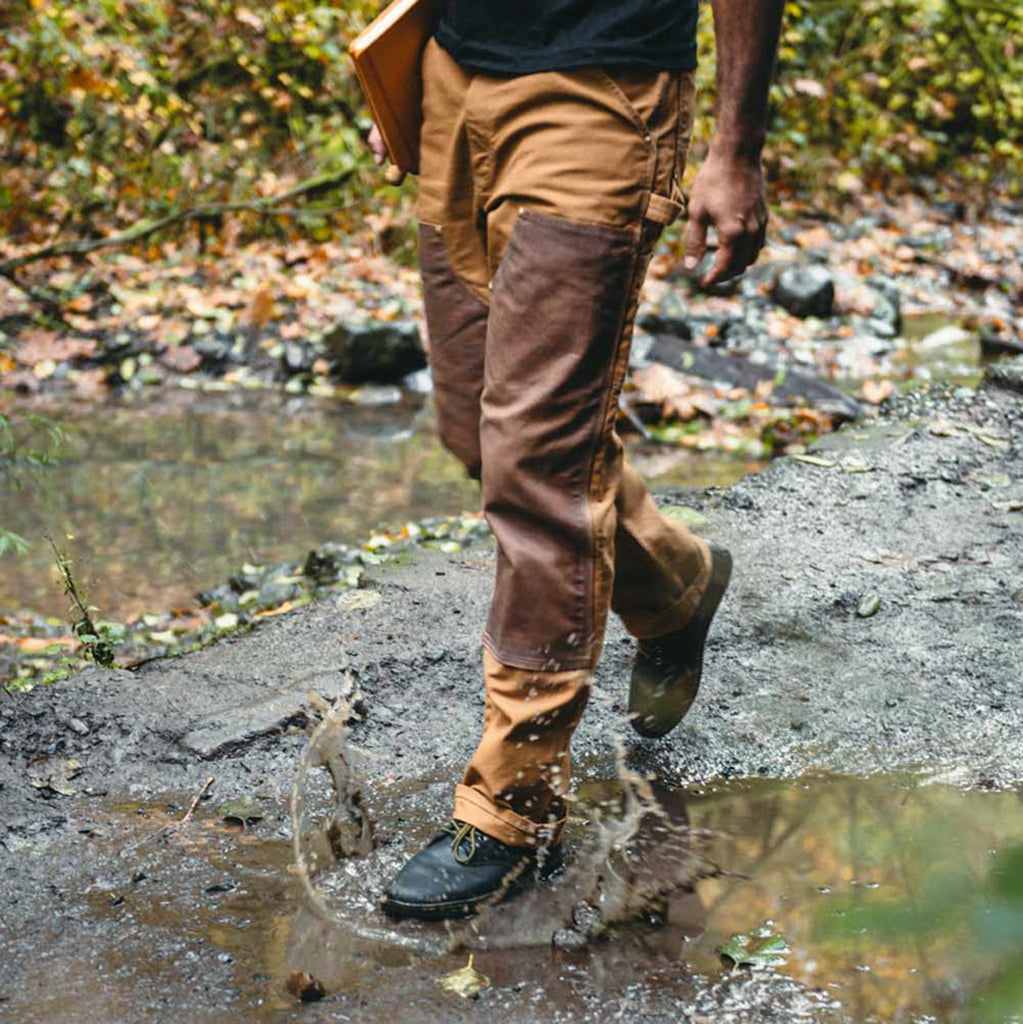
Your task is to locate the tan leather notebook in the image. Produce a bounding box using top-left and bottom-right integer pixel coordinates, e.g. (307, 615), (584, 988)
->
(349, 0), (440, 176)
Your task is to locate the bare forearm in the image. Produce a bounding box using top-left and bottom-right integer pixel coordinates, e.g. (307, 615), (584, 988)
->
(709, 0), (784, 157)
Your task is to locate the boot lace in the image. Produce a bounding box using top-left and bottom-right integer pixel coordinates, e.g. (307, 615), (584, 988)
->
(444, 820), (479, 865)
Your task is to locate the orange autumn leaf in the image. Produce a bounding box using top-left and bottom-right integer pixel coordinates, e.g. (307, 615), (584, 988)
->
(242, 286), (277, 326)
(862, 379), (895, 404)
(0, 635), (78, 652)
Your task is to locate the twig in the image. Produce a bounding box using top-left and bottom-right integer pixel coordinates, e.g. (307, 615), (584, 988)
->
(166, 774), (215, 836)
(120, 774), (214, 857)
(0, 267), (71, 327)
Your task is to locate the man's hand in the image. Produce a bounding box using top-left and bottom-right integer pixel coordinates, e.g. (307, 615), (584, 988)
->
(367, 123), (405, 184)
(686, 0), (784, 288)
(683, 142), (768, 287)
(368, 123), (387, 166)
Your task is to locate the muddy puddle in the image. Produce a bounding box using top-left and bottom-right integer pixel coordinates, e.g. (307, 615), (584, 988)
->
(10, 769), (1023, 1023)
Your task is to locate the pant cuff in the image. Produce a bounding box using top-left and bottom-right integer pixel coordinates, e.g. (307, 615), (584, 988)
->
(454, 785), (566, 848)
(618, 539), (712, 640)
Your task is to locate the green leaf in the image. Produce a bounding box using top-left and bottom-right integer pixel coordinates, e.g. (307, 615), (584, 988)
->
(718, 930), (790, 968)
(662, 506), (709, 527)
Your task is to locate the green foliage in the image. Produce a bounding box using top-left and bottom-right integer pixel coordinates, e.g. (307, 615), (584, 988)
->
(694, 0), (1022, 190)
(1, 0), (1018, 256)
(0, 0), (387, 246)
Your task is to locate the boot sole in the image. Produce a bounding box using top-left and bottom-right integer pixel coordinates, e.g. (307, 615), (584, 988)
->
(628, 543), (732, 739)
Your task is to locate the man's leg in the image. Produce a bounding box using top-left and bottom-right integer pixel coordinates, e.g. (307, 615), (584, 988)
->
(385, 57), (722, 920)
(452, 66), (711, 848)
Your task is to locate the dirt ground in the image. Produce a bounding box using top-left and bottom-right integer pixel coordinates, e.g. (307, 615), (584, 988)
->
(1, 375), (1020, 1023)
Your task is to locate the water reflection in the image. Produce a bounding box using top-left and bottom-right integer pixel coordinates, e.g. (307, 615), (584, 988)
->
(0, 391), (479, 619)
(0, 391), (757, 621)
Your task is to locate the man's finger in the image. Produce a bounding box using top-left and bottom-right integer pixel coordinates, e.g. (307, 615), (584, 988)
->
(683, 212), (708, 272)
(700, 241), (740, 286)
(754, 220), (768, 260)
(368, 124), (387, 166)
(700, 228), (754, 286)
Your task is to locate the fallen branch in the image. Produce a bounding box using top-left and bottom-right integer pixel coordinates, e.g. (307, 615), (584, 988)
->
(0, 165), (367, 280)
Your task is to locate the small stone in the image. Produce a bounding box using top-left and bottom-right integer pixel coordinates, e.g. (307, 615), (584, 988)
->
(350, 383), (403, 406)
(323, 319), (426, 384)
(280, 341), (315, 378)
(857, 593), (881, 618)
(772, 265), (835, 318)
(402, 367), (433, 394)
(67, 718), (89, 736)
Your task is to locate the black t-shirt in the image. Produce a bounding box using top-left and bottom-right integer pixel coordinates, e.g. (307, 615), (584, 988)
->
(434, 1), (700, 75)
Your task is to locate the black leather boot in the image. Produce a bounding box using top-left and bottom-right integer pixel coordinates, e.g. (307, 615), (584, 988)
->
(628, 541), (732, 738)
(381, 820), (563, 921)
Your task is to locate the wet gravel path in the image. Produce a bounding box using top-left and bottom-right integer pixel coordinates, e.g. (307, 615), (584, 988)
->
(1, 377), (1020, 1022)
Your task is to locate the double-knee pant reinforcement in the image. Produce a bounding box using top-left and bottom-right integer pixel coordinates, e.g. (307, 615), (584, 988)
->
(416, 39), (711, 847)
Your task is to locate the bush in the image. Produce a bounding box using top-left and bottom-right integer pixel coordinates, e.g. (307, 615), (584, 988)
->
(694, 0), (1022, 192)
(1, 0), (1018, 253)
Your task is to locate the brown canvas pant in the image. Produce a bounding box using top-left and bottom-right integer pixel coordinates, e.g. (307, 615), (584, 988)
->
(417, 39), (711, 848)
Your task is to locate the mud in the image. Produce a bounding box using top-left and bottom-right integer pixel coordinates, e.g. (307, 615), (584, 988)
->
(1, 379), (1021, 1021)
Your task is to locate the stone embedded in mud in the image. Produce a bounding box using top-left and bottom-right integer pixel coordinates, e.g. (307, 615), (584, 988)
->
(772, 264), (835, 318)
(323, 319), (426, 384)
(303, 542), (357, 583)
(984, 355), (1023, 395)
(196, 583), (240, 612)
(181, 692), (311, 758)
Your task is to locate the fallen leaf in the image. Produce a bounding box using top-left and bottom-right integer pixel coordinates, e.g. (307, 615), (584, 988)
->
(0, 634), (78, 652)
(792, 454), (836, 468)
(437, 955), (490, 998)
(285, 971), (325, 1002)
(338, 590), (381, 613)
(241, 286), (277, 327)
(159, 344), (201, 373)
(218, 795), (264, 825)
(253, 600), (295, 619)
(718, 931), (789, 969)
(28, 756), (83, 796)
(861, 379), (894, 405)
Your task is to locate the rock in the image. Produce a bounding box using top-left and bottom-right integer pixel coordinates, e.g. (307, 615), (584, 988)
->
(645, 336), (863, 423)
(684, 252), (742, 297)
(180, 692), (311, 758)
(984, 356), (1023, 395)
(304, 542), (357, 582)
(195, 583), (240, 612)
(323, 319), (426, 384)
(280, 341), (316, 378)
(918, 324), (974, 350)
(351, 384), (403, 406)
(866, 277), (902, 335)
(192, 336), (234, 373)
(257, 580), (301, 608)
(772, 265), (835, 318)
(980, 329), (1023, 358)
(402, 367), (433, 394)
